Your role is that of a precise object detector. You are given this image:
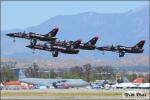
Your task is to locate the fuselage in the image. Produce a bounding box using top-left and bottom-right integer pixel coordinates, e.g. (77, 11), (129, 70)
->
(6, 32), (57, 41)
(120, 47), (144, 53)
(26, 44), (79, 55)
(79, 43), (96, 50)
(97, 46), (144, 54)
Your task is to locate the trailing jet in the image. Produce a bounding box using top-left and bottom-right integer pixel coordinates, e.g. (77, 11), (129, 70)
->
(6, 28), (59, 45)
(75, 36), (99, 50)
(96, 40), (145, 57)
(26, 39), (81, 57)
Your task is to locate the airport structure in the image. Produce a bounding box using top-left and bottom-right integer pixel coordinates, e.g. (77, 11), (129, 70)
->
(1, 68), (149, 90)
(16, 68), (88, 89)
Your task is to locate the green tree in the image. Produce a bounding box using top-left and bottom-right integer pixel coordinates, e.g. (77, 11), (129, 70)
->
(50, 70), (56, 78)
(138, 74), (144, 78)
(145, 73), (150, 83)
(127, 73), (138, 82)
(0, 67), (16, 82)
(83, 64), (91, 82)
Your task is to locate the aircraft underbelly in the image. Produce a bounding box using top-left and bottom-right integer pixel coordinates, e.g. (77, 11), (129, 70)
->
(80, 46), (95, 50)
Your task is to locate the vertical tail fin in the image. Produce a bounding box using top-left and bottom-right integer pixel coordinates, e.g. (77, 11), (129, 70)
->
(133, 40), (145, 49)
(73, 39), (82, 49)
(86, 36), (99, 46)
(45, 27), (59, 37)
(13, 68), (26, 80)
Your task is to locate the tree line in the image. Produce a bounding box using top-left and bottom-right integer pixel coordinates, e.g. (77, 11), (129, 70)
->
(0, 62), (149, 83)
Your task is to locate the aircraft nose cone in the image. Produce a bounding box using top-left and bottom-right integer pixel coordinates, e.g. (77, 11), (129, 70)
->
(6, 33), (13, 37)
(96, 47), (103, 50)
(26, 45), (32, 48)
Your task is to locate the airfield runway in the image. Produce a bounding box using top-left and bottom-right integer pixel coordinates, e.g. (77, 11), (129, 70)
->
(1, 88), (149, 100)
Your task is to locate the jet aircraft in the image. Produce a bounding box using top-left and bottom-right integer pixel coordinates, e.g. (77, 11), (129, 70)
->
(75, 36), (99, 50)
(25, 36), (100, 57)
(26, 39), (81, 57)
(96, 40), (145, 57)
(6, 27), (145, 58)
(6, 28), (59, 45)
(54, 37), (99, 50)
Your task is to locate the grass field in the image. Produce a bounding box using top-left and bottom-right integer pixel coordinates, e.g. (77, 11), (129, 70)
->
(1, 89), (122, 96)
(1, 89), (149, 99)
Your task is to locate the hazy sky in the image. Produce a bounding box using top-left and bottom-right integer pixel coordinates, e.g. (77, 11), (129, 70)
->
(1, 1), (149, 30)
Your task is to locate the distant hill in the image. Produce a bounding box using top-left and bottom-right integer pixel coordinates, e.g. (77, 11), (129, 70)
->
(118, 66), (149, 72)
(1, 5), (149, 67)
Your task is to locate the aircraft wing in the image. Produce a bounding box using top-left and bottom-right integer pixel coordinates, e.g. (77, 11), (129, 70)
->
(26, 44), (53, 52)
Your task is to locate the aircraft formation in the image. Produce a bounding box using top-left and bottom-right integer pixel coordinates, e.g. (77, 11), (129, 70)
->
(6, 27), (145, 57)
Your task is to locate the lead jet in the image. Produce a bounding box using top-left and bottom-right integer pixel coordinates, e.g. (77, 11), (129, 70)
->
(6, 28), (59, 45)
(74, 36), (99, 50)
(26, 39), (81, 57)
(96, 40), (145, 57)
